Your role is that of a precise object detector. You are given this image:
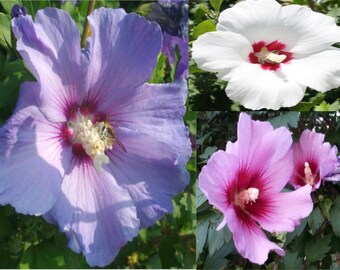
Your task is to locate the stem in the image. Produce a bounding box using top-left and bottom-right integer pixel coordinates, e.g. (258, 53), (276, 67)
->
(81, 0), (96, 48)
(315, 218), (329, 236)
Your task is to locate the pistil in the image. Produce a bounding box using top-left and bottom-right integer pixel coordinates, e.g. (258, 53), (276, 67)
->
(304, 162), (316, 185)
(255, 47), (287, 64)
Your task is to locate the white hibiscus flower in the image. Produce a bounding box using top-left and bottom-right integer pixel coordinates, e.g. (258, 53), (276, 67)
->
(192, 0), (340, 110)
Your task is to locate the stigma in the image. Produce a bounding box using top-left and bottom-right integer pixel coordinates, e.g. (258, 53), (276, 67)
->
(255, 47), (287, 64)
(68, 114), (115, 173)
(304, 162), (315, 185)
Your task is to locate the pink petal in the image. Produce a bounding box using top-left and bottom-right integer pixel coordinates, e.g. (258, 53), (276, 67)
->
(250, 184), (313, 233)
(226, 206), (285, 265)
(199, 150), (238, 213)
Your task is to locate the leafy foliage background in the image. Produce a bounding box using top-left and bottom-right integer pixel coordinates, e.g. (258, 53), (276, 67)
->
(189, 0), (340, 111)
(196, 111), (340, 269)
(0, 0), (195, 268)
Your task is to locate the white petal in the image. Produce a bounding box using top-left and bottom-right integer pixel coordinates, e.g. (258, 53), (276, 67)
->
(217, 0), (282, 32)
(216, 0), (298, 46)
(282, 4), (340, 54)
(192, 31), (252, 78)
(225, 63), (306, 110)
(281, 49), (340, 92)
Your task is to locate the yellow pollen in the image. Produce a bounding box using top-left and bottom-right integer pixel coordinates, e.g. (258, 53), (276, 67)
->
(70, 115), (115, 173)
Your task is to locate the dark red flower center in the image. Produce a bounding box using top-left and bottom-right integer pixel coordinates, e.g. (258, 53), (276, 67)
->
(248, 40), (293, 71)
(226, 168), (269, 222)
(59, 101), (116, 172)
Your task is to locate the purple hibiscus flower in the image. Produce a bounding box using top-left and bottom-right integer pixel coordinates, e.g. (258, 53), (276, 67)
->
(199, 113), (313, 265)
(147, 0), (188, 78)
(0, 7), (191, 267)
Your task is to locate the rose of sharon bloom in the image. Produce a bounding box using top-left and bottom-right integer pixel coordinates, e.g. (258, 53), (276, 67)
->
(192, 0), (340, 110)
(0, 7), (191, 267)
(199, 113), (313, 264)
(290, 130), (339, 190)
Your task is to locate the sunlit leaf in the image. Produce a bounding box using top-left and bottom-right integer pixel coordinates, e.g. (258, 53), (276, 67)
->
(193, 20), (216, 39)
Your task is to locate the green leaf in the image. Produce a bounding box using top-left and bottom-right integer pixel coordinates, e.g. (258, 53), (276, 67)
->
(204, 241), (233, 270)
(193, 20), (216, 40)
(135, 2), (151, 16)
(0, 74), (21, 110)
(138, 228), (147, 244)
(189, 63), (205, 74)
(210, 0), (223, 11)
(290, 102), (314, 111)
(314, 100), (340, 111)
(63, 249), (88, 269)
(196, 215), (210, 260)
(0, 245), (16, 268)
(305, 234), (332, 263)
(207, 222), (224, 257)
(327, 7), (340, 21)
(307, 207), (324, 235)
(199, 146), (218, 161)
(0, 0), (23, 14)
(185, 110), (196, 136)
(207, 216), (231, 257)
(328, 101), (340, 111)
(19, 242), (66, 268)
(330, 196), (340, 237)
(320, 198), (333, 220)
(159, 236), (181, 268)
(0, 208), (15, 239)
(0, 13), (11, 49)
(149, 53), (167, 84)
(1, 58), (27, 77)
(283, 250), (303, 269)
(146, 254), (162, 269)
(192, 3), (210, 24)
(285, 217), (308, 246)
(169, 45), (181, 81)
(196, 186), (207, 209)
(269, 112), (300, 128)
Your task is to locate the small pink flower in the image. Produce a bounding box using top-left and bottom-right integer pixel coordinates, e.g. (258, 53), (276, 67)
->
(290, 130), (339, 190)
(199, 113), (313, 265)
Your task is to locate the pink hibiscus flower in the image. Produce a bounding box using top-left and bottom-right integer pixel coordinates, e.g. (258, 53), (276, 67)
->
(290, 129), (339, 190)
(199, 113), (313, 264)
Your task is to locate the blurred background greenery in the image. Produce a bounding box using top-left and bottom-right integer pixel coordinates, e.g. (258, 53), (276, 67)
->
(0, 0), (195, 268)
(189, 0), (340, 111)
(196, 111), (340, 269)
